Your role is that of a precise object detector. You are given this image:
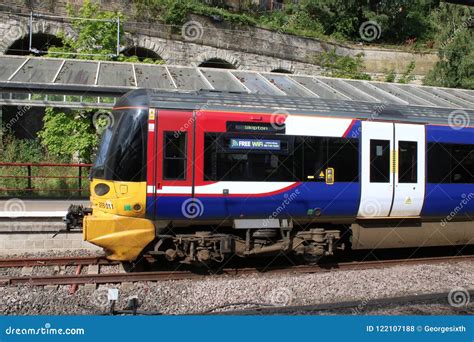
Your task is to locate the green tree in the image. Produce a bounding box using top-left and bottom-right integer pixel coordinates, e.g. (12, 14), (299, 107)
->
(314, 49), (371, 80)
(424, 3), (474, 89)
(48, 0), (123, 60)
(37, 108), (99, 163)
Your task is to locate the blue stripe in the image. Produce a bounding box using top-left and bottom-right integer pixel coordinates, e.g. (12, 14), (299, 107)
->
(147, 182), (360, 220)
(422, 184), (474, 218)
(426, 125), (474, 144)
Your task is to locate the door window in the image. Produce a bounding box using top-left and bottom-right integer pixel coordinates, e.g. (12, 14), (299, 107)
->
(370, 139), (390, 183)
(163, 131), (187, 180)
(398, 141), (417, 183)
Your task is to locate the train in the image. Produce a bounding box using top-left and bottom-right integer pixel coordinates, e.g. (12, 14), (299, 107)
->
(65, 88), (474, 264)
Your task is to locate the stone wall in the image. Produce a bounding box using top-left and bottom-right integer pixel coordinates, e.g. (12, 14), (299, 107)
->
(0, 220), (99, 254)
(0, 0), (438, 76)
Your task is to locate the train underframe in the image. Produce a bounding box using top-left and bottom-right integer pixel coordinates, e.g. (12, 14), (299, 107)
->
(68, 205), (474, 264)
(150, 222), (346, 264)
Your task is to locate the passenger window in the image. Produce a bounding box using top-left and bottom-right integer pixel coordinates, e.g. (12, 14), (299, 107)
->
(398, 141), (417, 183)
(163, 132), (187, 180)
(428, 143), (474, 183)
(370, 139), (390, 183)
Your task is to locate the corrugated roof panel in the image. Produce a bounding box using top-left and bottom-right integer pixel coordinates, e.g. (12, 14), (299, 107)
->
(370, 83), (432, 106)
(315, 77), (380, 102)
(401, 85), (461, 108)
(134, 64), (175, 89)
(442, 88), (474, 105)
(231, 71), (283, 95)
(10, 58), (63, 83)
(167, 66), (211, 90)
(200, 69), (248, 92)
(426, 87), (474, 108)
(290, 76), (347, 100)
(345, 80), (408, 105)
(98, 62), (135, 87)
(0, 56), (27, 81)
(55, 60), (97, 85)
(261, 73), (315, 97)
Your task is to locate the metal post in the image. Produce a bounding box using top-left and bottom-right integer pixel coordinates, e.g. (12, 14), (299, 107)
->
(116, 17), (120, 57)
(78, 166), (82, 198)
(27, 165), (32, 190)
(29, 12), (33, 53)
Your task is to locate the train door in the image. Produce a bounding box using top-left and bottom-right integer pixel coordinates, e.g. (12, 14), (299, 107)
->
(154, 110), (195, 219)
(357, 121), (425, 218)
(358, 122), (394, 217)
(390, 123), (425, 216)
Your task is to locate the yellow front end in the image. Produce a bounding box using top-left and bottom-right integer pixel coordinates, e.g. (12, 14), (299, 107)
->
(83, 179), (155, 261)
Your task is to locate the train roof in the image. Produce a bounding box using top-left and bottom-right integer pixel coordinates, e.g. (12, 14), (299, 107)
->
(116, 88), (474, 126)
(1, 55), (473, 125)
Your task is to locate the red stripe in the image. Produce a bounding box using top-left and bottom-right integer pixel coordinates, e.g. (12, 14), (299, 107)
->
(343, 119), (356, 138)
(147, 182), (301, 197)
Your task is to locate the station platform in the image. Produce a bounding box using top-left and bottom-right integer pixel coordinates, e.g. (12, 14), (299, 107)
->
(0, 199), (89, 218)
(0, 199), (99, 254)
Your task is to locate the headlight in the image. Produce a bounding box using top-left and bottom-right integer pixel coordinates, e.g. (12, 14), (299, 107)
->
(94, 183), (110, 196)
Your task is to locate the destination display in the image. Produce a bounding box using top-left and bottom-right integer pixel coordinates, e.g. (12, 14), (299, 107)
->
(226, 121), (285, 133)
(229, 138), (281, 150)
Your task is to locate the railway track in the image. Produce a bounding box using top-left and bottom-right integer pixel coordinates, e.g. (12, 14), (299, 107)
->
(0, 254), (472, 287)
(0, 256), (117, 268)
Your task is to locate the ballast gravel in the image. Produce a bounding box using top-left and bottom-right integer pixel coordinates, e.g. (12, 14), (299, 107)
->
(0, 261), (472, 315)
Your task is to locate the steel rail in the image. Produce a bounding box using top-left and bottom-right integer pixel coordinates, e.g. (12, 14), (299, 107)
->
(0, 256), (116, 268)
(0, 254), (472, 287)
(205, 290), (474, 315)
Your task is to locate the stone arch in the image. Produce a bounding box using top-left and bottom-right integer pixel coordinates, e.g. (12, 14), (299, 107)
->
(1, 18), (75, 55)
(268, 61), (295, 74)
(124, 36), (173, 64)
(271, 68), (293, 74)
(199, 58), (236, 69)
(194, 50), (240, 69)
(121, 46), (164, 63)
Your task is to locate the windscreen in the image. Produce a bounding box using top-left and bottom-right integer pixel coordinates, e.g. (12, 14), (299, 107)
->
(90, 109), (148, 182)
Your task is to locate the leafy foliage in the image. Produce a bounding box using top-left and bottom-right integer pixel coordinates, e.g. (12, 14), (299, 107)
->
(47, 0), (163, 63)
(314, 49), (371, 80)
(397, 61), (416, 84)
(132, 0), (443, 45)
(37, 108), (99, 163)
(423, 3), (474, 89)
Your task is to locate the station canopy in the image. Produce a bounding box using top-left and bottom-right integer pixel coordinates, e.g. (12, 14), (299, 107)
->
(0, 55), (473, 121)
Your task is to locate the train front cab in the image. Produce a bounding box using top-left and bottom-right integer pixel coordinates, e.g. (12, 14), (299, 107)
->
(83, 107), (155, 261)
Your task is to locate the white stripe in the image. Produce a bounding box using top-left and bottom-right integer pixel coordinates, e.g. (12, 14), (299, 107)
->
(148, 182), (296, 195)
(285, 116), (353, 137)
(0, 211), (67, 218)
